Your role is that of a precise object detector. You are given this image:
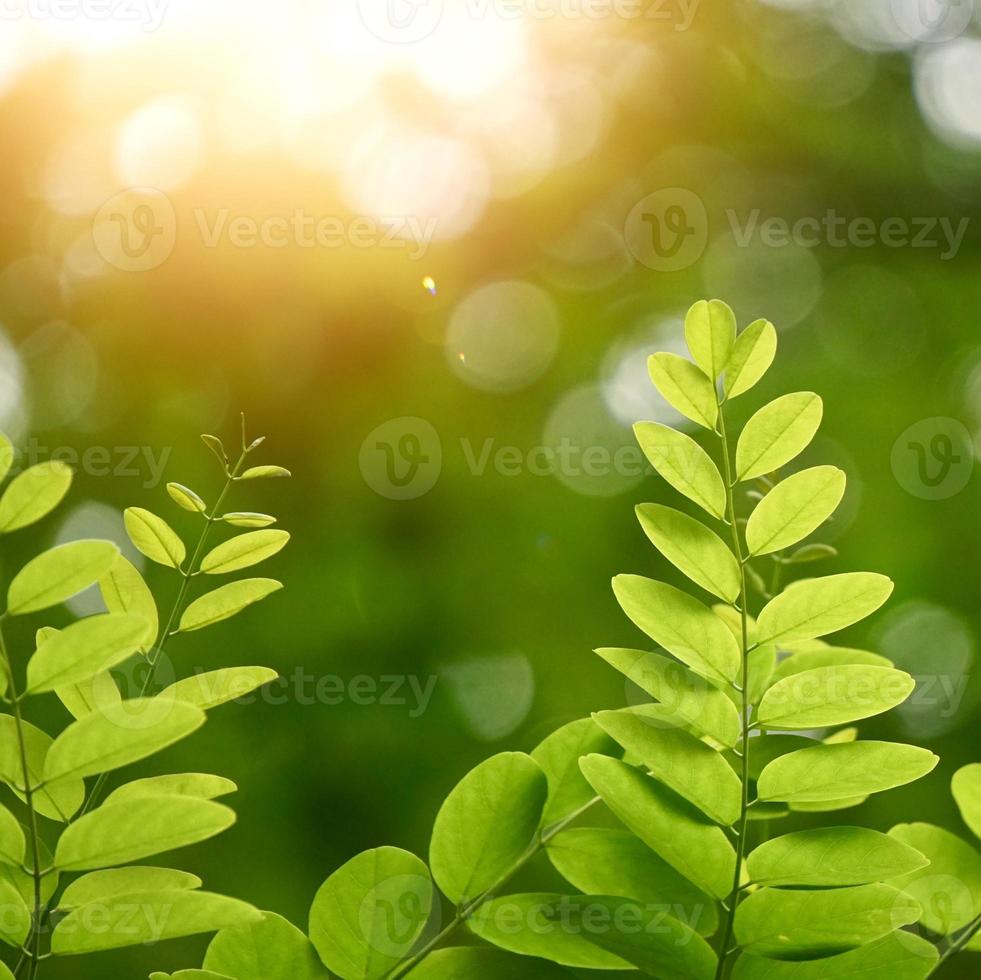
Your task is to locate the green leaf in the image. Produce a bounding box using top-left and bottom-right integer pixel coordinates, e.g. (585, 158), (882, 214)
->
(159, 667), (277, 710)
(747, 827), (928, 887)
(44, 699), (206, 785)
(59, 867), (202, 909)
(309, 847), (433, 980)
(685, 299), (736, 380)
(0, 804), (25, 867)
(0, 878), (29, 947)
(200, 529), (290, 574)
(430, 753), (547, 905)
(755, 573), (894, 645)
(465, 893), (629, 969)
(99, 554), (159, 651)
(221, 512), (277, 528)
(125, 507), (186, 568)
(579, 754), (735, 898)
(745, 466), (846, 556)
(545, 827), (719, 936)
(735, 883), (920, 958)
(888, 822), (981, 935)
(757, 741), (939, 804)
(952, 764), (981, 841)
(636, 503), (740, 602)
(785, 543), (839, 564)
(206, 912), (330, 980)
(757, 665), (915, 730)
(648, 353), (718, 429)
(612, 575), (740, 684)
(167, 482), (207, 513)
(0, 460), (73, 533)
(724, 318), (777, 399)
(593, 707), (741, 825)
(0, 433), (12, 483)
(239, 465), (291, 479)
(201, 434), (229, 466)
(51, 889), (259, 954)
(633, 423), (726, 519)
(735, 392), (823, 482)
(595, 648), (741, 748)
(179, 579), (283, 632)
(530, 719), (619, 827)
(152, 972), (234, 980)
(0, 961), (12, 980)
(106, 773), (237, 806)
(26, 613), (147, 694)
(7, 540), (119, 615)
(0, 715), (84, 821)
(768, 647), (892, 685)
(56, 670), (121, 721)
(731, 933), (938, 980)
(54, 796), (236, 871)
(401, 947), (575, 979)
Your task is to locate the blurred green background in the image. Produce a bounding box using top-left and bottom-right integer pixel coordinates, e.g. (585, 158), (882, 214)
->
(1, 0), (980, 976)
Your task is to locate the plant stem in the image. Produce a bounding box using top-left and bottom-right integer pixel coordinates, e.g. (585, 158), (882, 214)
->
(713, 398), (751, 980)
(931, 913), (981, 975)
(0, 619), (45, 980)
(81, 448), (247, 816)
(385, 796), (601, 980)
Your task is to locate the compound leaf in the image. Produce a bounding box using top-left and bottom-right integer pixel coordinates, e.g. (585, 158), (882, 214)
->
(636, 503), (740, 602)
(745, 466), (846, 556)
(755, 573), (894, 646)
(7, 540), (119, 615)
(757, 741), (938, 804)
(736, 392), (823, 482)
(309, 847), (433, 980)
(633, 422), (726, 519)
(580, 754), (735, 899)
(613, 575), (740, 684)
(430, 753), (547, 905)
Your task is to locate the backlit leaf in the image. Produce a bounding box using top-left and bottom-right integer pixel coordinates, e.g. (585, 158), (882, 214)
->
(59, 867), (202, 910)
(430, 753), (547, 905)
(239, 465), (291, 479)
(595, 648), (741, 747)
(734, 883), (920, 958)
(99, 554), (159, 651)
(633, 422), (726, 519)
(580, 754), (735, 898)
(44, 699), (206, 785)
(167, 482), (207, 513)
(401, 947), (575, 979)
(200, 529), (290, 574)
(220, 512), (277, 528)
(685, 299), (736, 380)
(648, 352), (718, 429)
(768, 647), (892, 685)
(613, 575), (740, 684)
(0, 433), (12, 483)
(309, 847), (433, 980)
(735, 392), (823, 482)
(54, 796), (236, 871)
(206, 912), (330, 980)
(7, 540), (119, 615)
(952, 764), (981, 841)
(757, 665), (915, 730)
(106, 773), (237, 806)
(159, 667), (277, 710)
(636, 503), (740, 602)
(530, 719), (619, 827)
(724, 318), (777, 399)
(125, 507), (186, 568)
(0, 804), (25, 867)
(0, 460), (72, 533)
(51, 890), (259, 954)
(593, 707), (741, 825)
(747, 827), (928, 887)
(745, 466), (846, 556)
(179, 579), (282, 632)
(26, 613), (146, 694)
(755, 573), (894, 645)
(56, 671), (121, 721)
(757, 741), (938, 804)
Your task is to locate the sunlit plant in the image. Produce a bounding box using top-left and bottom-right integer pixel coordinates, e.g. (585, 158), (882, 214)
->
(0, 420), (289, 979)
(161, 303), (981, 980)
